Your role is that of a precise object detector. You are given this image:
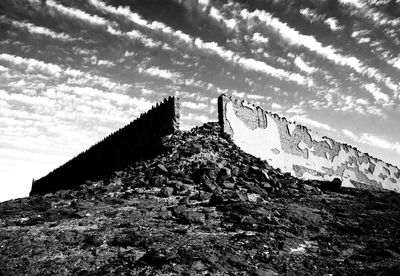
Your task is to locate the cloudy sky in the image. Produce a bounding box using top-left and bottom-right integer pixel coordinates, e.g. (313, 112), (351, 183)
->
(0, 0), (399, 202)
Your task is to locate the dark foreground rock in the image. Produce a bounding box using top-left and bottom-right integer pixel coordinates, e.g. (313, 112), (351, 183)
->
(1, 123), (400, 275)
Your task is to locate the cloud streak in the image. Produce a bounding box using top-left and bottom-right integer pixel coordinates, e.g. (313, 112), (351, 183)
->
(240, 8), (398, 94)
(88, 0), (311, 86)
(0, 15), (76, 41)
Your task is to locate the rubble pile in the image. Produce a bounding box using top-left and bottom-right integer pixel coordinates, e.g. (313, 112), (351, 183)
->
(1, 122), (400, 275)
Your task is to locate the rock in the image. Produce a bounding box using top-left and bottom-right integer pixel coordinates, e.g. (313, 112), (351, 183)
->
(218, 167), (232, 181)
(171, 204), (187, 216)
(261, 182), (273, 192)
(109, 231), (153, 248)
(242, 182), (268, 198)
(167, 179), (185, 190)
(158, 207), (173, 219)
(249, 166), (270, 182)
(253, 268), (279, 276)
(83, 234), (103, 246)
(171, 205), (205, 225)
(159, 186), (174, 197)
(222, 181), (235, 189)
(191, 260), (206, 271)
(156, 164), (169, 174)
(208, 193), (224, 206)
(58, 230), (82, 245)
(319, 178), (342, 192)
(71, 200), (95, 210)
(184, 211), (206, 225)
(138, 249), (171, 266)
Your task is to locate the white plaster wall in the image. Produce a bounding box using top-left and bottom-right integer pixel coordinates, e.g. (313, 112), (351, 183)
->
(222, 99), (400, 193)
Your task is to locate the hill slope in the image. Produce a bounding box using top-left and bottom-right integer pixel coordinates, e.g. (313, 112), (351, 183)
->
(1, 123), (400, 275)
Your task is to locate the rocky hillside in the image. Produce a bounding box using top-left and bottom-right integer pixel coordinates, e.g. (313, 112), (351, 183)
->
(1, 123), (400, 275)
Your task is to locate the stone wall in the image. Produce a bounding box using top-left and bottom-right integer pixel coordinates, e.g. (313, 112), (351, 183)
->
(218, 94), (400, 193)
(30, 97), (180, 195)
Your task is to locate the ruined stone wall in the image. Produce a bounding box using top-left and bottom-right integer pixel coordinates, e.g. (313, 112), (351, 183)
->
(30, 97), (180, 195)
(218, 94), (400, 193)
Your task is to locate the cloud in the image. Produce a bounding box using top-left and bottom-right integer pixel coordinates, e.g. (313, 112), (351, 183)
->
(240, 9), (361, 72)
(44, 0), (111, 27)
(209, 6), (238, 30)
(339, 0), (400, 28)
(299, 8), (325, 23)
(251, 32), (270, 44)
(0, 89), (53, 106)
(300, 8), (343, 32)
(291, 115), (335, 132)
(247, 94), (265, 100)
(360, 134), (400, 154)
(294, 56), (317, 74)
(97, 60), (115, 68)
(355, 98), (369, 105)
(240, 8), (398, 93)
(232, 91), (245, 98)
(271, 103), (283, 110)
(342, 129), (359, 141)
(286, 103), (306, 115)
(141, 66), (182, 81)
(324, 17), (343, 32)
(0, 64), (8, 72)
(0, 53), (133, 92)
(0, 53), (65, 77)
(25, 0), (161, 49)
(351, 29), (373, 44)
(182, 101), (209, 111)
(0, 15), (76, 41)
(88, 0), (311, 87)
(181, 112), (211, 125)
(388, 56), (400, 70)
(362, 83), (391, 104)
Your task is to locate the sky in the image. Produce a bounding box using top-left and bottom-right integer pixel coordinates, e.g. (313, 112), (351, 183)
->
(0, 0), (399, 202)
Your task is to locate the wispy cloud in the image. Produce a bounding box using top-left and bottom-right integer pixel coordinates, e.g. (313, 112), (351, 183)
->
(141, 66), (182, 81)
(342, 129), (359, 141)
(300, 8), (343, 32)
(0, 53), (71, 77)
(360, 134), (400, 154)
(209, 6), (238, 30)
(343, 128), (400, 154)
(388, 56), (400, 70)
(0, 89), (53, 106)
(291, 115), (335, 132)
(89, 0), (311, 86)
(324, 17), (343, 32)
(182, 101), (209, 111)
(251, 32), (270, 44)
(339, 0), (400, 28)
(0, 15), (76, 41)
(240, 8), (398, 93)
(362, 83), (391, 105)
(44, 0), (111, 27)
(294, 56), (317, 74)
(0, 53), (132, 92)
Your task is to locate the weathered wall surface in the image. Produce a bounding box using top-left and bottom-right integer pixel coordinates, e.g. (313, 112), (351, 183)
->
(30, 97), (180, 195)
(218, 95), (400, 193)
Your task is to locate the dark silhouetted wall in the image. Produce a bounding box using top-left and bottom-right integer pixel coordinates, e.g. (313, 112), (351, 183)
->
(30, 97), (180, 195)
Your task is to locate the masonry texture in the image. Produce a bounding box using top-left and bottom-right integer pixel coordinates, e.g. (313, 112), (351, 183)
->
(218, 94), (400, 193)
(30, 97), (180, 195)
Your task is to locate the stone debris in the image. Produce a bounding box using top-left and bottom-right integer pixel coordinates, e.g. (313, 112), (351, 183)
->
(1, 122), (400, 275)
